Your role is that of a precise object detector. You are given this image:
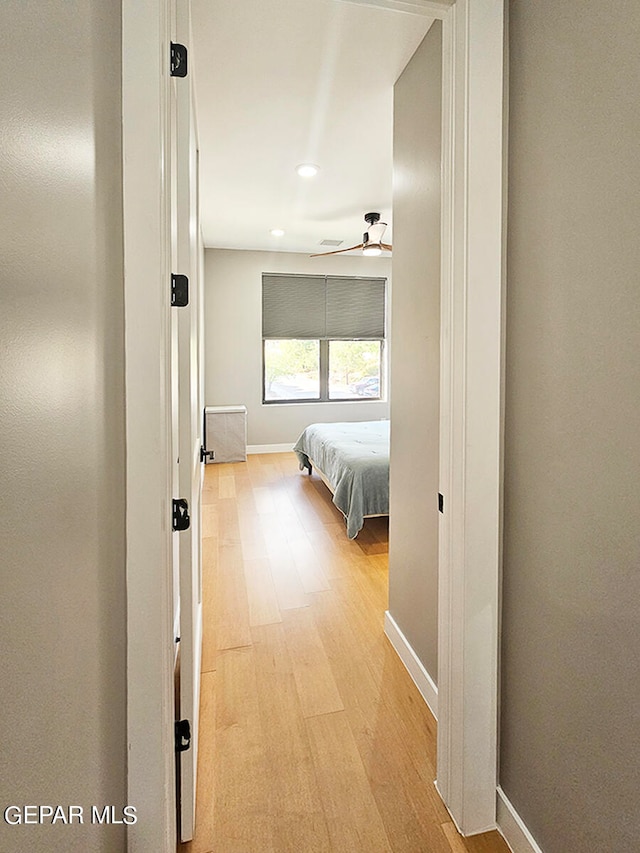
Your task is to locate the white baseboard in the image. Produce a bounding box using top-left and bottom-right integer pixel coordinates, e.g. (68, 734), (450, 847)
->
(247, 443), (294, 454)
(496, 787), (544, 853)
(384, 611), (438, 719)
(384, 613), (542, 853)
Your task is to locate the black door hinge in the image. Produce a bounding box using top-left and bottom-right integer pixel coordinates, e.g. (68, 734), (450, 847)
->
(438, 493), (444, 513)
(170, 43), (188, 78)
(172, 498), (190, 531)
(175, 719), (191, 752)
(171, 274), (189, 307)
(200, 445), (215, 463)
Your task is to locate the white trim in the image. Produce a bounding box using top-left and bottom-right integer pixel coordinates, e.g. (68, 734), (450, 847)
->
(247, 443), (294, 454)
(335, 0), (453, 17)
(496, 788), (544, 853)
(173, 605), (181, 666)
(123, 1), (176, 851)
(435, 0), (505, 835)
(384, 612), (438, 718)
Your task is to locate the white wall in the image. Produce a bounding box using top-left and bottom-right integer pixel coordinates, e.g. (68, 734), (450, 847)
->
(204, 248), (391, 446)
(388, 22), (441, 680)
(0, 2), (126, 851)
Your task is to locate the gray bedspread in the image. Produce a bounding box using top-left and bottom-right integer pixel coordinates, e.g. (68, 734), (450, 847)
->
(293, 420), (390, 539)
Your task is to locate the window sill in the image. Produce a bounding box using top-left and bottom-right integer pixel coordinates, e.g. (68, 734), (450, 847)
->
(262, 398), (388, 407)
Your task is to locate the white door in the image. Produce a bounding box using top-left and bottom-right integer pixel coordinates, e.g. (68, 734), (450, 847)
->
(171, 0), (204, 842)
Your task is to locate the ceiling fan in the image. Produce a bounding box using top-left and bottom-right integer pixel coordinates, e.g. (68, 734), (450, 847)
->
(310, 212), (392, 257)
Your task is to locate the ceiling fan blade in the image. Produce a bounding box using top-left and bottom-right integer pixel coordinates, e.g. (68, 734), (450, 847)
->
(381, 243), (392, 251)
(309, 243), (364, 258)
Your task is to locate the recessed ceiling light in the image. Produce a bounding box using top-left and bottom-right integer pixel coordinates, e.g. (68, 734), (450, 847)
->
(270, 228), (285, 237)
(296, 163), (319, 178)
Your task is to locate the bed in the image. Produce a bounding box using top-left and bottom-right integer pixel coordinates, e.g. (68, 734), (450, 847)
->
(293, 420), (390, 539)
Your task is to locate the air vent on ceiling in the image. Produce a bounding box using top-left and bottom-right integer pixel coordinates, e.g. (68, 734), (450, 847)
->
(319, 239), (343, 247)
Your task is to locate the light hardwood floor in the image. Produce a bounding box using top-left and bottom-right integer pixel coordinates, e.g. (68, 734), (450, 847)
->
(179, 453), (509, 853)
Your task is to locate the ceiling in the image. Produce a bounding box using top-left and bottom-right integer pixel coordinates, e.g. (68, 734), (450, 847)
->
(191, 0), (433, 254)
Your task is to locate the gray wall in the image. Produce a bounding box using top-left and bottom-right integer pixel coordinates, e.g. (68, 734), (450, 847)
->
(388, 22), (441, 681)
(0, 3), (127, 851)
(204, 248), (391, 446)
(501, 2), (640, 850)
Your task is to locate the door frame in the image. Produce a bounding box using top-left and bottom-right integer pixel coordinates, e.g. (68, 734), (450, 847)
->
(122, 1), (176, 851)
(434, 0), (506, 834)
(122, 0), (506, 846)
(175, 5), (205, 834)
(348, 0), (507, 835)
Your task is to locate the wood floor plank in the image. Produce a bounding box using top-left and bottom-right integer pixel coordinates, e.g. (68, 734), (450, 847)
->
(242, 557), (282, 627)
(282, 475), (330, 531)
(349, 520), (388, 555)
(251, 623), (332, 852)
(442, 822), (511, 853)
(202, 463), (220, 489)
(338, 652), (452, 852)
(260, 462), (280, 483)
(288, 534), (331, 594)
(258, 518), (313, 610)
(305, 711), (392, 852)
(315, 606), (449, 844)
(238, 524), (268, 562)
(306, 524), (353, 580)
(270, 481), (302, 526)
(252, 485), (276, 515)
(271, 451), (299, 476)
(268, 552), (312, 611)
(200, 536), (218, 673)
(302, 476), (345, 524)
(201, 488), (218, 507)
(211, 647), (276, 852)
(372, 641), (439, 780)
(442, 821), (470, 853)
(215, 541), (251, 651)
(231, 467), (253, 499)
(354, 710), (451, 852)
(284, 607), (344, 718)
(218, 472), (236, 500)
(201, 504), (218, 539)
(246, 453), (264, 479)
(216, 497), (241, 546)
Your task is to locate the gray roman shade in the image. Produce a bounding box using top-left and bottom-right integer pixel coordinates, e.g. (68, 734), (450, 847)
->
(262, 273), (386, 340)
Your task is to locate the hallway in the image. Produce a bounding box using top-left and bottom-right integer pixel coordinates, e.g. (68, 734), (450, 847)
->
(181, 453), (509, 853)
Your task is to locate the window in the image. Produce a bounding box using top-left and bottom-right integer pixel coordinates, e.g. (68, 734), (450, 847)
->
(264, 339), (320, 401)
(262, 273), (386, 403)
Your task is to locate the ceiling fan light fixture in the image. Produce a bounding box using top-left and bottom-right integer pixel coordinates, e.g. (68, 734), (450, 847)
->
(296, 163), (319, 178)
(309, 213), (392, 258)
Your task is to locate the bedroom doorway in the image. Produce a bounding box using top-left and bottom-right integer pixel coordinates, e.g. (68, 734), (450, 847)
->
(122, 0), (506, 847)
